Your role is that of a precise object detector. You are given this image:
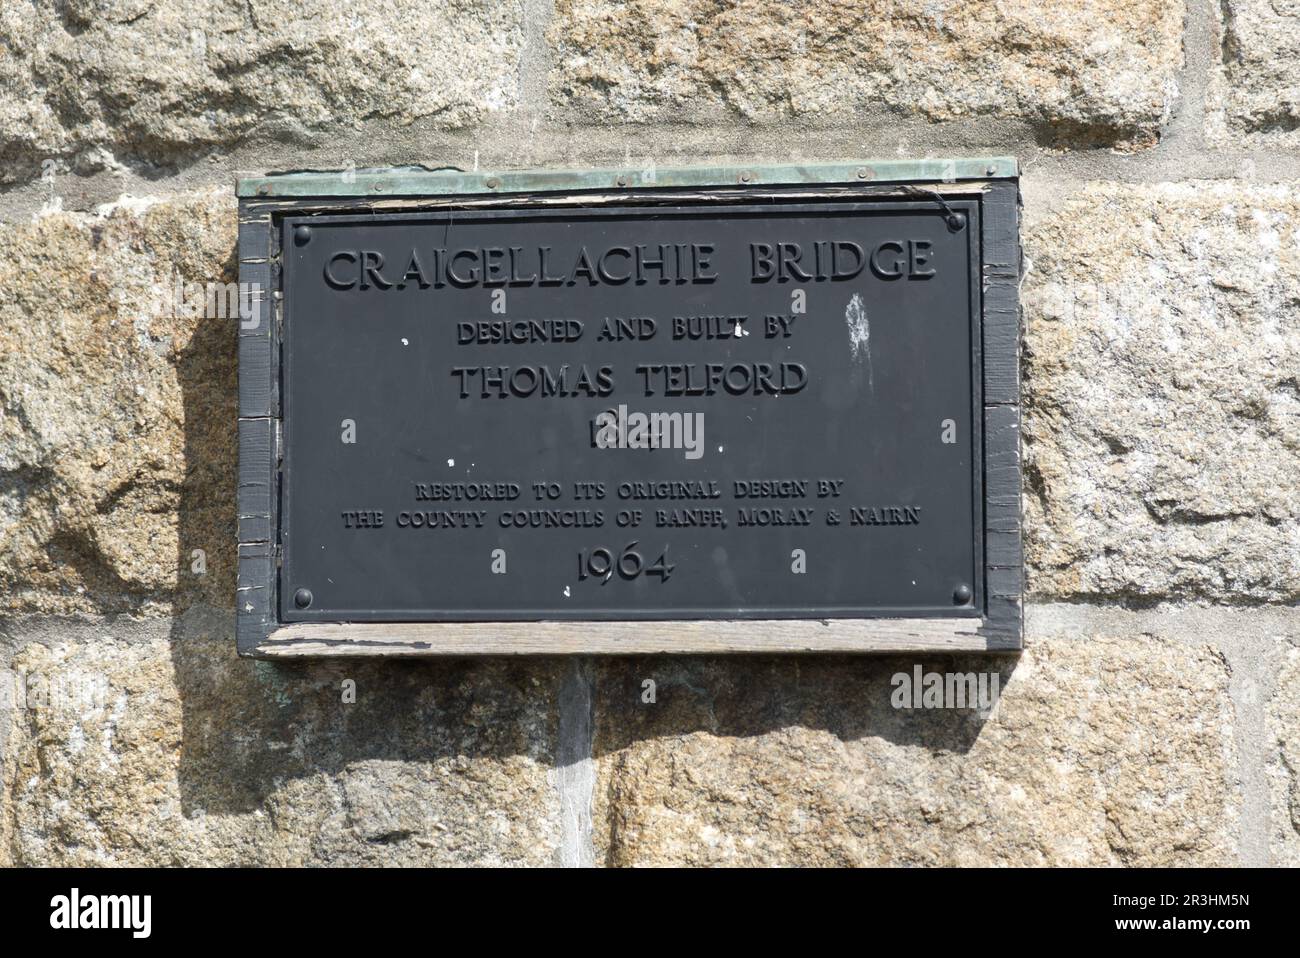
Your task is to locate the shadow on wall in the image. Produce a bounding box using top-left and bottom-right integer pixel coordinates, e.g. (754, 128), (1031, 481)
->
(161, 252), (1017, 825)
(588, 654), (1017, 762)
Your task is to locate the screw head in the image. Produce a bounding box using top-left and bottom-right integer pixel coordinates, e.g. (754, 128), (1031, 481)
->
(294, 588), (313, 609)
(293, 225), (312, 246)
(856, 166), (872, 180)
(953, 583), (973, 605)
(738, 171), (753, 183)
(485, 176), (500, 189)
(256, 183), (271, 196)
(616, 174), (628, 187)
(946, 212), (966, 232)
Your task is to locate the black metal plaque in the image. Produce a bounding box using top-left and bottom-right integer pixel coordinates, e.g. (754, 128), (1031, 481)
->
(277, 200), (984, 622)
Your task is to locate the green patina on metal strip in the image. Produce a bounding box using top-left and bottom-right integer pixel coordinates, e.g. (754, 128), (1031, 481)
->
(237, 157), (1017, 198)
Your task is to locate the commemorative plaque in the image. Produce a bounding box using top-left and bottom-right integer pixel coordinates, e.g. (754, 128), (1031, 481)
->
(236, 160), (1021, 656)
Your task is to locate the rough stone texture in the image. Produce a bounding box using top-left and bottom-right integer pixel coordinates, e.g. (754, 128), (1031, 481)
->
(593, 637), (1238, 866)
(1268, 643), (1300, 865)
(0, 0), (524, 183)
(0, 611), (561, 866)
(1208, 0), (1300, 145)
(1023, 181), (1300, 603)
(549, 0), (1184, 150)
(0, 191), (238, 615)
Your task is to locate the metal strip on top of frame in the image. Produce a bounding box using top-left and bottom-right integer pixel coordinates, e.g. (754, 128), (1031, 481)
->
(237, 157), (1018, 199)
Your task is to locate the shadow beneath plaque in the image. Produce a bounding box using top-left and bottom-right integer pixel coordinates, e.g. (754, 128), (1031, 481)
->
(587, 653), (1020, 762)
(168, 629), (564, 818)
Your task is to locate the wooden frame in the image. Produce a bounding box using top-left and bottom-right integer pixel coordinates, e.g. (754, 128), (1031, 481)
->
(235, 159), (1022, 657)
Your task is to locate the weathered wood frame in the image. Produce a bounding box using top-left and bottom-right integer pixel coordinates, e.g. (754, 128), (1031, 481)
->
(236, 159), (1022, 657)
